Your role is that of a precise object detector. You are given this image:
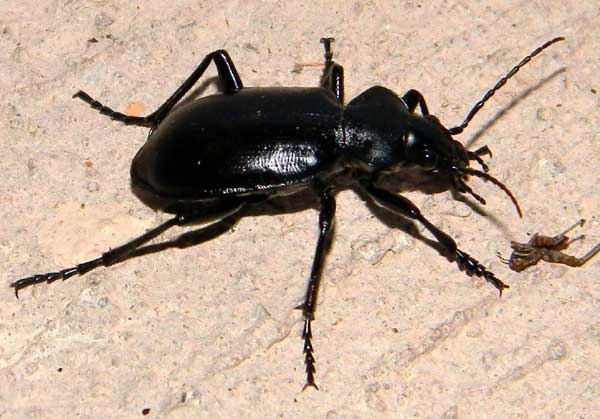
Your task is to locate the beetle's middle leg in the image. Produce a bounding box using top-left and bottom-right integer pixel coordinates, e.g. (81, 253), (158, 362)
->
(362, 183), (509, 294)
(319, 38), (345, 103)
(73, 49), (243, 128)
(299, 186), (336, 390)
(10, 201), (245, 297)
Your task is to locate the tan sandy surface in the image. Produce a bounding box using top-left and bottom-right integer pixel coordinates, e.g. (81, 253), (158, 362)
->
(1, 1), (599, 418)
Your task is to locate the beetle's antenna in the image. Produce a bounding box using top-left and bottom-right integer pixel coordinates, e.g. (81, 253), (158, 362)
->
(449, 37), (564, 135)
(463, 168), (523, 217)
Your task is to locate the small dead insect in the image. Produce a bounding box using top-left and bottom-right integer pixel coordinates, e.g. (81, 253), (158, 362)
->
(499, 219), (600, 272)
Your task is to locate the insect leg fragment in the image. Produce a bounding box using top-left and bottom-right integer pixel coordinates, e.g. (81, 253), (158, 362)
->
(504, 219), (600, 271)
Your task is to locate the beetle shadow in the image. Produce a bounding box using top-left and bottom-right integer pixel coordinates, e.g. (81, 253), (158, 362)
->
(375, 168), (491, 218)
(258, 183), (462, 262)
(254, 187), (447, 262)
(351, 185), (453, 258)
(122, 191), (323, 265)
(247, 189), (323, 216)
(124, 210), (243, 260)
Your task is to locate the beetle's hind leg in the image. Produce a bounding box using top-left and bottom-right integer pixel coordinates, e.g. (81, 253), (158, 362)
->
(319, 38), (344, 103)
(10, 201), (245, 298)
(362, 183), (509, 295)
(297, 186), (336, 391)
(74, 49), (243, 128)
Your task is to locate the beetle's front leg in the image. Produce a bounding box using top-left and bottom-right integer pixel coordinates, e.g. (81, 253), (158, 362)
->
(74, 49), (243, 128)
(362, 183), (509, 295)
(299, 186), (336, 391)
(401, 89), (430, 116)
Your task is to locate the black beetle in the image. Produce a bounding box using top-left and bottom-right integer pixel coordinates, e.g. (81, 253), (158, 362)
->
(11, 36), (564, 390)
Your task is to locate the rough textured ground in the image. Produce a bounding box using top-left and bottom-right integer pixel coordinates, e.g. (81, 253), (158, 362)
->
(1, 1), (598, 418)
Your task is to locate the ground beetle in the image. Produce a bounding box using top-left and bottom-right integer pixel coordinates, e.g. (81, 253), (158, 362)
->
(11, 36), (564, 389)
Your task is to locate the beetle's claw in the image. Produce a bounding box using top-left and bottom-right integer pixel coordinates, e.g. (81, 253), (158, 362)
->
(302, 379), (320, 392)
(9, 267), (79, 299)
(10, 283), (21, 299)
(455, 249), (509, 294)
(10, 276), (37, 299)
(497, 282), (509, 297)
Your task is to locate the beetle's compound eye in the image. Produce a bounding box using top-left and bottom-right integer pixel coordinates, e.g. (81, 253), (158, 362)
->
(405, 130), (437, 170)
(406, 131), (417, 148)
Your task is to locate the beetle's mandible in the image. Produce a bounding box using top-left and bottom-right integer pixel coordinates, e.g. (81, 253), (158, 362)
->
(11, 36), (564, 390)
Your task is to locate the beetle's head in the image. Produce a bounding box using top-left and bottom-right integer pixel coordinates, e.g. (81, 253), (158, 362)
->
(403, 113), (522, 217)
(403, 113), (470, 171)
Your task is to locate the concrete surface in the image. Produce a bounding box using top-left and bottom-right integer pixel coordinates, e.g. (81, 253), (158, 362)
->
(1, 1), (598, 418)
